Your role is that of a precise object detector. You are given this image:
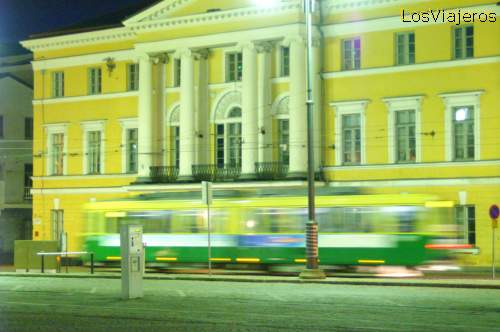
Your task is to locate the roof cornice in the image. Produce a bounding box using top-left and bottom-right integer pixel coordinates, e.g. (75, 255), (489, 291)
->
(21, 27), (136, 52)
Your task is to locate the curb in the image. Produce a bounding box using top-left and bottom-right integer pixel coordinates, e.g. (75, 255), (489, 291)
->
(1, 272), (500, 290)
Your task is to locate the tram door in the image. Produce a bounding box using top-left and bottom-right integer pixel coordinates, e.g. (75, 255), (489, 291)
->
(51, 209), (65, 251)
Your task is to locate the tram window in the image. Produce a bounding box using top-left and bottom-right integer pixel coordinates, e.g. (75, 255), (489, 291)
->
(247, 208), (305, 234)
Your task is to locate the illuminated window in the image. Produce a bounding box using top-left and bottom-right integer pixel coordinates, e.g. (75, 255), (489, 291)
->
(168, 106), (180, 168)
(226, 52), (242, 82)
(278, 119), (289, 165)
(342, 38), (361, 70)
(52, 71), (64, 98)
(452, 106), (475, 161)
(454, 26), (473, 59)
(88, 67), (102, 95)
(395, 32), (415, 65)
(215, 107), (242, 167)
(127, 63), (139, 91)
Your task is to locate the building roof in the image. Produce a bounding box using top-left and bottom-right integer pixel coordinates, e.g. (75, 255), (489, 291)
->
(0, 43), (30, 57)
(29, 0), (161, 39)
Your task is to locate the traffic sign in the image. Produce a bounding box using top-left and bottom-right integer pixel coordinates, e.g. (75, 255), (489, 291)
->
(489, 204), (499, 220)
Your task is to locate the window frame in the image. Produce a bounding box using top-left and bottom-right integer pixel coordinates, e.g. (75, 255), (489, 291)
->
(214, 106), (242, 167)
(331, 100), (368, 166)
(119, 118), (138, 174)
(341, 37), (361, 71)
(395, 31), (415, 65)
(88, 67), (102, 95)
(453, 25), (474, 60)
(172, 58), (181, 88)
(166, 106), (180, 168)
(127, 63), (139, 91)
(52, 71), (65, 98)
(441, 91), (482, 162)
(81, 120), (105, 175)
(225, 51), (243, 83)
(456, 205), (476, 245)
(45, 123), (68, 176)
(279, 46), (290, 77)
(384, 96), (422, 164)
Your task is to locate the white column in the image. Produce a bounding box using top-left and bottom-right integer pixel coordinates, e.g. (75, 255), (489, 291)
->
(196, 49), (210, 164)
(153, 55), (167, 167)
(241, 43), (258, 177)
(256, 42), (273, 164)
(289, 37), (307, 176)
(179, 49), (195, 179)
(138, 54), (154, 178)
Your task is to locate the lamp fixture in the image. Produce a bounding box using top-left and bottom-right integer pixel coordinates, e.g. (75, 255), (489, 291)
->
(104, 57), (116, 76)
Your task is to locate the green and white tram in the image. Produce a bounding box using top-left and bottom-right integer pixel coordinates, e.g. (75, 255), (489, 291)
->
(83, 190), (457, 267)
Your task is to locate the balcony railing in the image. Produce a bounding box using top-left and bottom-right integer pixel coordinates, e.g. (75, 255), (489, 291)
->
(192, 164), (241, 182)
(24, 187), (32, 201)
(150, 166), (179, 183)
(255, 162), (289, 180)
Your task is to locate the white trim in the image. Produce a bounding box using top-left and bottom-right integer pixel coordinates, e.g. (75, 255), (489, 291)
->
(31, 186), (128, 195)
(271, 92), (290, 116)
(31, 49), (137, 71)
(323, 159), (500, 171)
(326, 177), (500, 188)
(439, 91), (483, 162)
(211, 90), (242, 123)
(119, 118), (138, 174)
(21, 27), (136, 52)
(322, 4), (499, 37)
(271, 77), (290, 84)
(323, 56), (500, 79)
(80, 120), (106, 175)
(32, 174), (137, 181)
(322, 0), (417, 15)
(45, 123), (69, 176)
(383, 96), (423, 163)
(330, 100), (369, 166)
(33, 91), (138, 106)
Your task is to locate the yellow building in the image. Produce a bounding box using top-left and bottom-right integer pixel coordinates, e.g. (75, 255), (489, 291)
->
(21, 0), (499, 266)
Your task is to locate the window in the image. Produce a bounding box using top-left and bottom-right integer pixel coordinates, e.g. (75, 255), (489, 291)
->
(226, 52), (243, 82)
(395, 110), (416, 163)
(127, 64), (139, 91)
(88, 67), (102, 95)
(0, 116), (3, 138)
(342, 114), (361, 164)
(456, 206), (475, 245)
(454, 26), (473, 59)
(453, 106), (475, 161)
(215, 107), (242, 167)
(51, 133), (64, 175)
(126, 128), (138, 173)
(87, 131), (101, 174)
(52, 71), (64, 98)
(173, 58), (181, 87)
(278, 119), (289, 165)
(24, 164), (32, 188)
(167, 106), (180, 168)
(395, 32), (415, 65)
(342, 38), (361, 70)
(51, 209), (64, 249)
(24, 117), (33, 140)
(280, 46), (290, 77)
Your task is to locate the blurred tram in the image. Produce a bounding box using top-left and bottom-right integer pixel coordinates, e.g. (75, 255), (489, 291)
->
(82, 190), (458, 268)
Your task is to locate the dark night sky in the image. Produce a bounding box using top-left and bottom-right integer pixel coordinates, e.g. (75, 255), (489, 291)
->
(0, 0), (159, 52)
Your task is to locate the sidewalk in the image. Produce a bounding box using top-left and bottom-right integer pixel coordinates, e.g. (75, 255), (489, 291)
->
(1, 269), (499, 289)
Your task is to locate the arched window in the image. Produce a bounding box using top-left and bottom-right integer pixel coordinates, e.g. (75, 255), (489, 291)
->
(169, 106), (180, 168)
(215, 106), (242, 168)
(275, 97), (290, 166)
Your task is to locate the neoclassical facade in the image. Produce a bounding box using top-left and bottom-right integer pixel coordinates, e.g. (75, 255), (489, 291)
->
(22, 0), (499, 266)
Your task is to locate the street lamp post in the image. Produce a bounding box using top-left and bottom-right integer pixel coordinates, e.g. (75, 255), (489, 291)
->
(254, 0), (325, 279)
(299, 0), (325, 279)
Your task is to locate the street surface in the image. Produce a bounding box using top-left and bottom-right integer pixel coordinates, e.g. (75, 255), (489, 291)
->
(0, 276), (499, 331)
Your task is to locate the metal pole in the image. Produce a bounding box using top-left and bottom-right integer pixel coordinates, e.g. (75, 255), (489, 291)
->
(90, 253), (94, 275)
(208, 203), (212, 276)
(41, 254), (44, 273)
(300, 0), (325, 279)
(493, 226), (496, 279)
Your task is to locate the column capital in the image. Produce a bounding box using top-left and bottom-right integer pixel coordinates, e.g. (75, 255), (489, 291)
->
(255, 41), (274, 54)
(193, 48), (210, 60)
(283, 36), (305, 47)
(151, 52), (169, 64)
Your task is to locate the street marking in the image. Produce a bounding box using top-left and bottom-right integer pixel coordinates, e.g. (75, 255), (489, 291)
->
(89, 287), (97, 294)
(11, 285), (23, 291)
(176, 290), (186, 297)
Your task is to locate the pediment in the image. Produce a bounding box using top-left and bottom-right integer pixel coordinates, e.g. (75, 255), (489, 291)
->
(124, 0), (260, 25)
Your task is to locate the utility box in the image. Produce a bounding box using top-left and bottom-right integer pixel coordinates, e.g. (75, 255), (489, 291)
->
(120, 224), (143, 299)
(14, 241), (58, 273)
